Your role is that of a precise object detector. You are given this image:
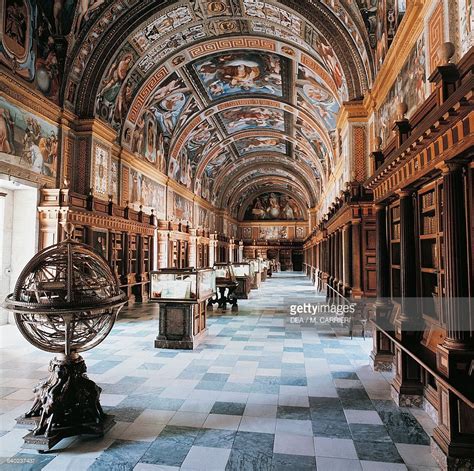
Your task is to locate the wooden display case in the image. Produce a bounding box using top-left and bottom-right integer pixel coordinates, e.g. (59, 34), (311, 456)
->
(150, 268), (216, 349)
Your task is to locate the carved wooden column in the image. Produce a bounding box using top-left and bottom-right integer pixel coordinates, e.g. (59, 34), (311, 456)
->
(350, 220), (362, 298)
(370, 204), (394, 371)
(157, 231), (169, 269)
(332, 230), (340, 290)
(188, 229), (198, 268)
(337, 229), (344, 294)
(342, 223), (351, 296)
(392, 189), (423, 407)
(436, 162), (473, 378)
(209, 233), (217, 267)
(229, 237), (235, 263)
(327, 233), (334, 296)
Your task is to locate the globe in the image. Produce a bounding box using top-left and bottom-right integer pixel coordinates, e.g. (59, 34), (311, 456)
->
(5, 239), (127, 354)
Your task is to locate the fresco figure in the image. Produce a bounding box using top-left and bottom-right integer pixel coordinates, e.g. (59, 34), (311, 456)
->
(244, 192), (303, 220)
(74, 0), (106, 35)
(0, 107), (15, 154)
(193, 51), (283, 99)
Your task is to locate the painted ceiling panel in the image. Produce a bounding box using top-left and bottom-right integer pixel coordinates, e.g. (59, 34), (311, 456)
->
(191, 50), (284, 100)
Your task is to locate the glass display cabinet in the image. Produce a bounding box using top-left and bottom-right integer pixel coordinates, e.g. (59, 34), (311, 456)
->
(150, 268), (216, 349)
(232, 262), (253, 299)
(209, 263), (239, 311)
(246, 258), (262, 289)
(261, 259), (271, 282)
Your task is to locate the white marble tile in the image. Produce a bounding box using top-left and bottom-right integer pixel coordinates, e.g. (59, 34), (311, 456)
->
(239, 416), (276, 434)
(134, 409), (175, 424)
(395, 444), (438, 467)
(360, 461), (408, 471)
(276, 418), (313, 436)
(344, 409), (384, 425)
(243, 403), (277, 418)
(314, 437), (358, 459)
(169, 411), (208, 428)
(203, 414), (241, 430)
(273, 431), (315, 456)
(316, 457), (362, 471)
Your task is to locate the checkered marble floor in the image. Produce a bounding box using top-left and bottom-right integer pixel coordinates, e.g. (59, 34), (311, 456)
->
(0, 273), (439, 470)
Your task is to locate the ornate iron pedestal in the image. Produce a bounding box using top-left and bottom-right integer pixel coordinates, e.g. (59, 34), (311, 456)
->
(4, 224), (127, 451)
(17, 354), (115, 450)
(208, 282), (239, 311)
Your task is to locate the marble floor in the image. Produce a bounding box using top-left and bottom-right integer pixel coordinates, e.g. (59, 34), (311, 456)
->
(0, 273), (439, 470)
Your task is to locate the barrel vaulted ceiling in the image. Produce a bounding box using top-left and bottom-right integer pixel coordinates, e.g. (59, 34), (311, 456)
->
(64, 0), (374, 220)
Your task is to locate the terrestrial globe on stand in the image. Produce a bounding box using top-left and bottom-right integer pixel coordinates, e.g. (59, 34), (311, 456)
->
(3, 224), (128, 451)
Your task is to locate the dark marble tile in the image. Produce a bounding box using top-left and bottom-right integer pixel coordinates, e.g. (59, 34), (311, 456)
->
(277, 406), (311, 420)
(87, 360), (122, 374)
(89, 439), (150, 471)
(227, 431), (275, 470)
(1, 453), (55, 471)
(194, 428), (236, 448)
(311, 419), (352, 438)
(272, 453), (317, 471)
(137, 363), (164, 371)
(309, 397), (346, 421)
(354, 441), (404, 463)
(202, 373), (230, 382)
(155, 351), (179, 357)
(349, 424), (392, 443)
(118, 393), (183, 411)
(280, 376), (307, 386)
(195, 380), (226, 391)
(232, 336), (250, 341)
(378, 410), (430, 445)
(103, 406), (145, 423)
(283, 347), (304, 352)
(140, 426), (199, 467)
(331, 371), (358, 380)
(211, 401), (246, 416)
(340, 398), (375, 410)
(223, 382), (254, 393)
(250, 382), (280, 394)
(244, 346), (264, 351)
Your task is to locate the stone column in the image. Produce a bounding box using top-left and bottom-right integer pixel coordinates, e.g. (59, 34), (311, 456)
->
(350, 220), (362, 298)
(436, 162), (473, 378)
(370, 204), (394, 371)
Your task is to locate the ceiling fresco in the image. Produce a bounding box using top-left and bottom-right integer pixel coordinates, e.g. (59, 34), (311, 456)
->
(191, 51), (285, 100)
(46, 0), (389, 219)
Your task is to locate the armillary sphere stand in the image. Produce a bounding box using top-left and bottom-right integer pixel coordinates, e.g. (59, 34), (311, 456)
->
(3, 223), (127, 451)
(208, 281), (239, 311)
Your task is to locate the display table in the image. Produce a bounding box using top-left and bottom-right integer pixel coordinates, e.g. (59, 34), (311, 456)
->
(150, 268), (216, 349)
(233, 262), (253, 299)
(247, 258), (262, 289)
(208, 263), (239, 311)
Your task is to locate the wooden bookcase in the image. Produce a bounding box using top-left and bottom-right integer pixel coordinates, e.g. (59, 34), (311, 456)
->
(417, 180), (444, 323)
(109, 232), (124, 278)
(389, 202), (401, 298)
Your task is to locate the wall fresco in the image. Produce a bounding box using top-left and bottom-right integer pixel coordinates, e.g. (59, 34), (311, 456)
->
(376, 34), (426, 144)
(129, 168), (166, 216)
(0, 96), (58, 178)
(244, 192), (304, 221)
